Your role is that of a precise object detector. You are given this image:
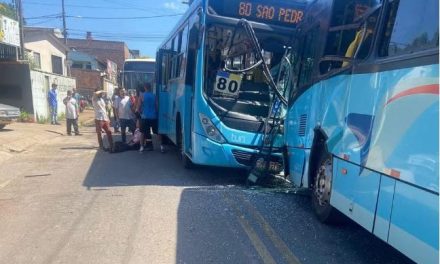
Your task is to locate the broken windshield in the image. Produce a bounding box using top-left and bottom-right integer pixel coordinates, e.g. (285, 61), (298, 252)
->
(204, 23), (292, 124)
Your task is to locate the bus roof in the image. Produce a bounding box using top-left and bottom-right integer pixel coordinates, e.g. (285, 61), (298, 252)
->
(158, 0), (203, 50)
(125, 58), (156, 63)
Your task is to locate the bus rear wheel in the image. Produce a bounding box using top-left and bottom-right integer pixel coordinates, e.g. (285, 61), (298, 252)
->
(177, 121), (193, 169)
(311, 152), (343, 223)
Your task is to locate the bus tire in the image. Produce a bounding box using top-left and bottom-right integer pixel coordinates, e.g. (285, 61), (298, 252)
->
(177, 119), (193, 169)
(311, 151), (343, 224)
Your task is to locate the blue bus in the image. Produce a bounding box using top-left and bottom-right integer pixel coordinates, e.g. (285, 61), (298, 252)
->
(156, 0), (306, 169)
(282, 0), (438, 263)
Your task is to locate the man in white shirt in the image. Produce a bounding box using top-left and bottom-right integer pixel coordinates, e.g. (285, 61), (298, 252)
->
(63, 90), (80, 136)
(111, 88), (120, 133)
(116, 89), (136, 143)
(93, 90), (114, 152)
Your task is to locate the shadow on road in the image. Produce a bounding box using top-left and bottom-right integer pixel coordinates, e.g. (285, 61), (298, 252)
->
(175, 187), (414, 264)
(82, 146), (246, 189)
(0, 128), (13, 133)
(80, 136), (414, 264)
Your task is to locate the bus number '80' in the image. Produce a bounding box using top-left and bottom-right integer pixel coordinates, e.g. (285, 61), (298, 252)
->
(217, 77), (239, 93)
(239, 2), (252, 16)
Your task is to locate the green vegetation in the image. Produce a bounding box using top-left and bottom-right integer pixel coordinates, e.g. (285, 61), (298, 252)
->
(37, 115), (49, 124)
(58, 112), (66, 121)
(18, 110), (33, 123)
(0, 2), (17, 20)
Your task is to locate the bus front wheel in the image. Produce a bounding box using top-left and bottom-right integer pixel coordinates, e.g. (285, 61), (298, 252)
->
(311, 152), (343, 223)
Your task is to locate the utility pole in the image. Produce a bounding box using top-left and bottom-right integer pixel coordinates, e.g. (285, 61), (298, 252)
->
(15, 0), (25, 60)
(61, 0), (67, 44)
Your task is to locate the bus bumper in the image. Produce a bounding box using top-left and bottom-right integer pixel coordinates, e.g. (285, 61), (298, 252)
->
(191, 133), (282, 169)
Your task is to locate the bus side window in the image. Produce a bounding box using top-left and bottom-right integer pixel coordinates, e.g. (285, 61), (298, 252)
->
(298, 26), (320, 87)
(379, 0), (439, 57)
(320, 1), (380, 73)
(186, 16), (200, 87)
(161, 53), (169, 91)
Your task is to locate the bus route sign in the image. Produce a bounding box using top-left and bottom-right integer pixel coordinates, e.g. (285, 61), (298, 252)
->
(209, 0), (306, 27)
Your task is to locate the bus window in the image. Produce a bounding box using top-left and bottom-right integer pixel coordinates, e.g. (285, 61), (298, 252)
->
(160, 53), (170, 91)
(185, 17), (200, 86)
(320, 0), (380, 73)
(179, 25), (189, 79)
(379, 0), (439, 57)
(298, 26), (320, 87)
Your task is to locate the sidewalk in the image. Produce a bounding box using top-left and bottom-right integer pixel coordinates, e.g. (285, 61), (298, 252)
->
(0, 109), (95, 165)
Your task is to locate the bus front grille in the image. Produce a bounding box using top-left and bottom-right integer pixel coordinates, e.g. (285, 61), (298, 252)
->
(232, 150), (255, 166)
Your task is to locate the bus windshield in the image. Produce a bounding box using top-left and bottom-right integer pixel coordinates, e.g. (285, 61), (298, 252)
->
(204, 23), (293, 125)
(122, 60), (155, 92)
(124, 62), (155, 72)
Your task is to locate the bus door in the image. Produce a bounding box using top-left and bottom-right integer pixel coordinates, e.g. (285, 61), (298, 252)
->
(184, 13), (201, 154)
(157, 49), (172, 136)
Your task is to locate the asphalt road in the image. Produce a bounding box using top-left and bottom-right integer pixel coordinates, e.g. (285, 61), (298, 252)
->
(0, 125), (414, 264)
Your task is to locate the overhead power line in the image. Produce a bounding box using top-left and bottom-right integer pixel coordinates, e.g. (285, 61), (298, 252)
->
(23, 2), (151, 11)
(24, 13), (62, 20)
(27, 18), (59, 26)
(68, 29), (166, 37)
(65, 13), (183, 20)
(24, 13), (183, 21)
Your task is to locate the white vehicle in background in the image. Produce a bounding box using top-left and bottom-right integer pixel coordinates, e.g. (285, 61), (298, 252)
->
(121, 58), (156, 94)
(0, 103), (20, 129)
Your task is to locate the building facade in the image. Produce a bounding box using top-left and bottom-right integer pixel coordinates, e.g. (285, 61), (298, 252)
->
(24, 27), (68, 76)
(67, 32), (133, 70)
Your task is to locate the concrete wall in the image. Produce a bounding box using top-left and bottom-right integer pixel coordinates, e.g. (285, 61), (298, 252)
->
(30, 70), (76, 121)
(24, 38), (67, 75)
(0, 62), (76, 121)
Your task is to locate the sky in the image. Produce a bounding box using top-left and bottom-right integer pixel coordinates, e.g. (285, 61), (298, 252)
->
(16, 0), (189, 58)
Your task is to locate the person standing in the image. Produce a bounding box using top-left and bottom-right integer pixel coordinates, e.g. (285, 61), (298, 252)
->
(92, 90), (114, 152)
(63, 90), (81, 136)
(47, 83), (60, 125)
(72, 88), (81, 102)
(116, 89), (136, 143)
(112, 88), (121, 133)
(137, 83), (164, 153)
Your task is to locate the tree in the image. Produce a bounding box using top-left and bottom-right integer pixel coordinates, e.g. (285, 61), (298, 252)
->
(0, 1), (17, 20)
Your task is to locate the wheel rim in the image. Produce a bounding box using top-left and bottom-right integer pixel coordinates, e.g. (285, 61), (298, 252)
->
(313, 157), (332, 206)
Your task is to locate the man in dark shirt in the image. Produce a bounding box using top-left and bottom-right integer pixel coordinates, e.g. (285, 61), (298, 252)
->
(137, 83), (164, 153)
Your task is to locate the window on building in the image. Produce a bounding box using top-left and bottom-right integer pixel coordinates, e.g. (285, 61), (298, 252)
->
(33, 52), (41, 69)
(379, 0), (439, 57)
(72, 62), (83, 69)
(51, 55), (63, 75)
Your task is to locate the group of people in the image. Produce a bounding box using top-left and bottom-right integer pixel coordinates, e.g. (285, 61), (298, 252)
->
(92, 83), (164, 154)
(48, 81), (163, 154)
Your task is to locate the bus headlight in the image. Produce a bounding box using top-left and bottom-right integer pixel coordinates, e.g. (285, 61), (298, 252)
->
(199, 113), (226, 144)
